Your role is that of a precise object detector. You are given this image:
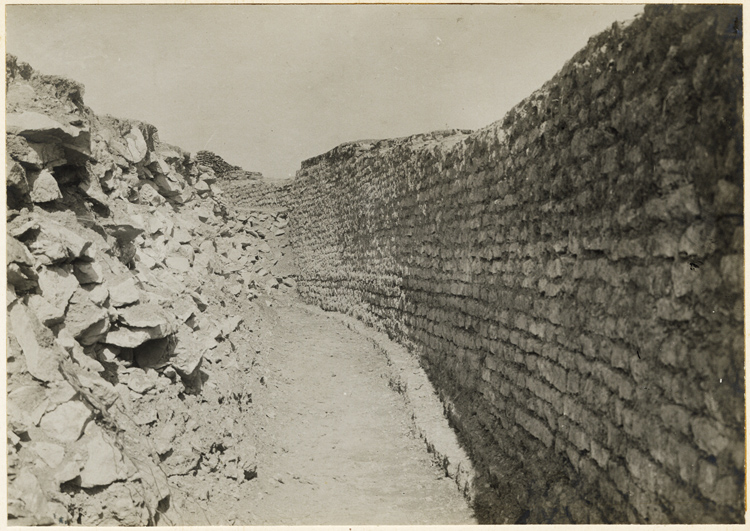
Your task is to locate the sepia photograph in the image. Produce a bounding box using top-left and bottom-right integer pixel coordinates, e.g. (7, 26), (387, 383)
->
(4, 2), (745, 525)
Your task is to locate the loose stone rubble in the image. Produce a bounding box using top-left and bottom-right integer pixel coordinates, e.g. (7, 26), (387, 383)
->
(5, 54), (296, 525)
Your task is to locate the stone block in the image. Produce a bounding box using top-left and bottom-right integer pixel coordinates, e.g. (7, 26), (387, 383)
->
(714, 179), (742, 215)
(690, 416), (730, 456)
(656, 297), (694, 321)
(678, 222), (717, 258)
(675, 444), (699, 484)
(516, 409), (553, 448)
(658, 403), (692, 437)
(719, 254), (743, 293)
(28, 169), (62, 203)
(696, 459), (718, 498)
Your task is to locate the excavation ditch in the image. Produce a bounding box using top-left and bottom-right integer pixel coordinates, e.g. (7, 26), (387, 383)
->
(165, 294), (476, 525)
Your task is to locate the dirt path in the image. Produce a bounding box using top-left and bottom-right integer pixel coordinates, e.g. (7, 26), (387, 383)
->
(168, 296), (476, 525)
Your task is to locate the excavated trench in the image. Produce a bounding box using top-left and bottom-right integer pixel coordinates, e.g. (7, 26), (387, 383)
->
(139, 208), (480, 525)
(166, 293), (476, 525)
(7, 5), (745, 525)
(8, 201), (479, 526)
(5, 54), (478, 525)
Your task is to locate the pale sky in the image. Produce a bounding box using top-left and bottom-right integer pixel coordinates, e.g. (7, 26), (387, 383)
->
(7, 4), (644, 180)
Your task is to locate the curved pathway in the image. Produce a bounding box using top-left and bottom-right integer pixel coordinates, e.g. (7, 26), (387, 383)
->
(245, 301), (475, 524)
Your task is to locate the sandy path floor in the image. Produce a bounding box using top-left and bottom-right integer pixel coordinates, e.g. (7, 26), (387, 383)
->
(168, 297), (475, 525)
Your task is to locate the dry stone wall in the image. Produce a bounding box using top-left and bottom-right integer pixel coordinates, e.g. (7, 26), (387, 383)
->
(223, 177), (292, 210)
(195, 150), (264, 181)
(285, 5), (744, 524)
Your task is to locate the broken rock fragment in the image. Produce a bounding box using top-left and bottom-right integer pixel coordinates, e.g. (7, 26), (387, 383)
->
(76, 371), (119, 408)
(126, 368), (158, 394)
(39, 400), (92, 442)
(105, 327), (165, 349)
(100, 211), (146, 244)
(109, 276), (141, 307)
(170, 324), (204, 380)
(77, 167), (109, 205)
(45, 380), (78, 405)
(78, 481), (150, 526)
(79, 426), (129, 488)
(63, 288), (111, 345)
(84, 283), (110, 306)
(28, 140), (68, 169)
(154, 173), (182, 196)
(9, 302), (65, 382)
(172, 187), (194, 204)
(31, 442), (66, 469)
(7, 469), (56, 525)
(172, 227), (192, 244)
(154, 423), (177, 456)
(55, 453), (86, 486)
(7, 133), (44, 169)
(138, 180), (165, 205)
(73, 261), (105, 285)
(165, 254), (191, 272)
(105, 303), (175, 348)
(150, 156), (171, 175)
(7, 237), (38, 291)
(70, 343), (106, 374)
(221, 315), (243, 336)
(31, 222), (92, 264)
(8, 385), (47, 434)
(6, 111), (90, 154)
(124, 126), (148, 163)
(171, 293), (200, 324)
(32, 265), (79, 325)
(118, 303), (173, 329)
(164, 447), (201, 476)
(6, 159), (30, 202)
(194, 180), (211, 195)
(7, 235), (36, 266)
(195, 207), (211, 222)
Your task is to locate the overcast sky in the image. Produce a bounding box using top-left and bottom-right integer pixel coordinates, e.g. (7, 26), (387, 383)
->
(7, 4), (644, 180)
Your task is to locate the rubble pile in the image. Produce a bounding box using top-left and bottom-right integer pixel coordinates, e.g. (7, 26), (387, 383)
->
(211, 207), (298, 299)
(221, 178), (293, 211)
(5, 54), (295, 525)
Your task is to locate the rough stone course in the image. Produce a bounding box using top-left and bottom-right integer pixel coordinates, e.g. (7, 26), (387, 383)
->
(223, 177), (293, 210)
(195, 149), (264, 181)
(284, 6), (744, 523)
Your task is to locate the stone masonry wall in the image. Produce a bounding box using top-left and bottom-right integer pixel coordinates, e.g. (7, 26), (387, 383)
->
(195, 150), (264, 181)
(223, 178), (292, 210)
(284, 6), (744, 524)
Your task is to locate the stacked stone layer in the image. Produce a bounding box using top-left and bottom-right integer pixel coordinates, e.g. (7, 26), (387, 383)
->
(195, 150), (263, 181)
(285, 6), (744, 523)
(223, 178), (293, 210)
